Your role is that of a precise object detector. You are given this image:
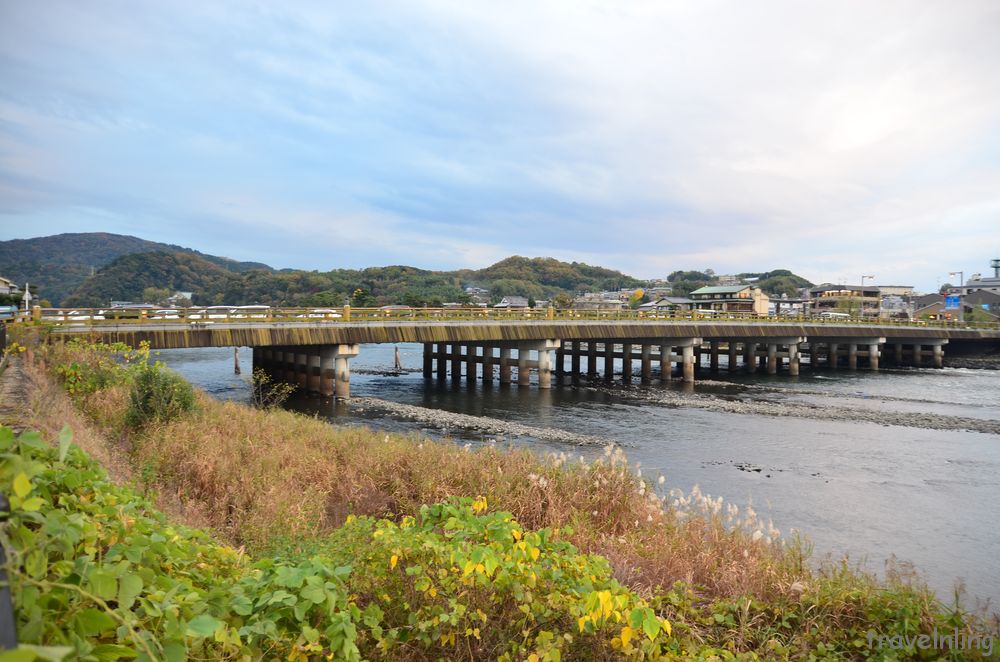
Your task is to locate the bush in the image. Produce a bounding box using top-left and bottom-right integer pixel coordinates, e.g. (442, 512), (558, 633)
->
(125, 364), (195, 428)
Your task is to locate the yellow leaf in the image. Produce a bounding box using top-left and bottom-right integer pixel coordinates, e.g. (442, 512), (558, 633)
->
(530, 547), (540, 561)
(663, 619), (672, 637)
(345, 514), (355, 524)
(620, 626), (633, 647)
(390, 554), (398, 570)
(512, 529), (522, 541)
(577, 616), (589, 633)
(12, 473), (31, 499)
(528, 654), (539, 662)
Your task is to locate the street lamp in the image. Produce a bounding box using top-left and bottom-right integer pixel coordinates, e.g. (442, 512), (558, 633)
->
(860, 275), (875, 319)
(948, 271), (964, 323)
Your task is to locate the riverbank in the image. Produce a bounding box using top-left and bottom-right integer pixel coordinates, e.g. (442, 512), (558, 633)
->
(2, 339), (997, 659)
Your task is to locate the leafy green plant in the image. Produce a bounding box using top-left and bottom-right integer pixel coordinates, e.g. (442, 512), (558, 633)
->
(249, 368), (296, 410)
(124, 364), (195, 428)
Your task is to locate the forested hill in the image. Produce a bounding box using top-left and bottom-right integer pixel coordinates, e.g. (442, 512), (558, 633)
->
(61, 252), (643, 308)
(0, 233), (271, 305)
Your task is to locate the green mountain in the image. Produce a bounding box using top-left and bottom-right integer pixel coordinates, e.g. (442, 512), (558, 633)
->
(62, 252), (240, 307)
(0, 232), (271, 305)
(59, 250), (643, 309)
(736, 270), (814, 297)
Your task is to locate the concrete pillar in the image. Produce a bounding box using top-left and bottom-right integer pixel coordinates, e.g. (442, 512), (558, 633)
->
(555, 345), (565, 381)
(320, 347), (335, 396)
(933, 344), (944, 369)
(333, 344), (360, 400)
(571, 341), (581, 381)
(517, 347), (530, 386)
(641, 344), (652, 383)
(500, 346), (512, 384)
(710, 341), (720, 372)
(848, 344), (858, 370)
(829, 343), (839, 369)
(307, 349), (321, 393)
(728, 342), (738, 372)
(604, 342), (614, 382)
(283, 349), (297, 383)
(894, 343), (903, 365)
(660, 343), (672, 381)
(767, 343), (778, 375)
(466, 346), (477, 385)
(423, 343), (433, 379)
(296, 350), (309, 389)
(538, 347), (552, 389)
(621, 343), (632, 383)
(913, 343), (922, 367)
(788, 343), (800, 376)
(482, 346), (494, 384)
(869, 343), (880, 371)
(694, 346), (702, 373)
(436, 343), (447, 381)
(451, 345), (462, 383)
(745, 343), (757, 373)
(587, 342), (598, 379)
(682, 345), (695, 383)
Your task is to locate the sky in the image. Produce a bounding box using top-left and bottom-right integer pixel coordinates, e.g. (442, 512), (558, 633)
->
(1, 1), (999, 291)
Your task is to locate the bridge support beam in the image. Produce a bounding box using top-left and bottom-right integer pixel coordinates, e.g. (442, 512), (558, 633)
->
(332, 344), (360, 400)
(682, 345), (695, 383)
(500, 346), (512, 384)
(423, 343), (433, 378)
(659, 343), (672, 381)
(728, 342), (738, 372)
(622, 343), (632, 383)
(869, 343), (880, 371)
(744, 342), (757, 373)
(933, 343), (945, 368)
(587, 342), (598, 380)
(641, 344), (652, 383)
(767, 343), (778, 374)
(571, 342), (581, 382)
(604, 342), (614, 382)
(829, 343), (839, 369)
(710, 341), (720, 372)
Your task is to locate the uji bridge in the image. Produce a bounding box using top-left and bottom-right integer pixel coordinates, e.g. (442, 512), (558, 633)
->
(36, 307), (1000, 399)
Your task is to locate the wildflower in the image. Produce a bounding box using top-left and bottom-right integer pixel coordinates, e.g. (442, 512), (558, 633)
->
(657, 475), (665, 485)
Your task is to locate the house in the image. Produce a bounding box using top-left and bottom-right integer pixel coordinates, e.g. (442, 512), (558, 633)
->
(494, 296), (530, 309)
(167, 291), (194, 306)
(573, 297), (626, 311)
(808, 284), (881, 317)
(962, 259), (1000, 295)
(0, 276), (21, 296)
(689, 285), (769, 315)
(637, 297), (695, 313)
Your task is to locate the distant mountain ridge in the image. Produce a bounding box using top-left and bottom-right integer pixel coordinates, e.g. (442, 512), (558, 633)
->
(0, 233), (272, 305)
(2, 232), (814, 308)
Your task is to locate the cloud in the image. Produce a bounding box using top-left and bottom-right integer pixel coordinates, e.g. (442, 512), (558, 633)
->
(1, 0), (999, 288)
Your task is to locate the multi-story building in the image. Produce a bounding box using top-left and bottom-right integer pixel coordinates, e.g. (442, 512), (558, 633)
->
(689, 285), (769, 315)
(808, 284), (881, 317)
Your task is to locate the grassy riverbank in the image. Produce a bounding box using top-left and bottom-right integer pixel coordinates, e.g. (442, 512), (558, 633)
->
(1, 338), (996, 659)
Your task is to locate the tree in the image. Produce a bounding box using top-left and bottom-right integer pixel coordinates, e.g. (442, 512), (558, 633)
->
(552, 292), (574, 309)
(142, 287), (171, 305)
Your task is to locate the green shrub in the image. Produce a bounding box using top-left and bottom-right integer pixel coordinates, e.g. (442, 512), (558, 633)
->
(125, 364), (195, 428)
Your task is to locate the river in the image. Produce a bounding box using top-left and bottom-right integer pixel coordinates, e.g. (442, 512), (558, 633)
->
(157, 343), (1000, 609)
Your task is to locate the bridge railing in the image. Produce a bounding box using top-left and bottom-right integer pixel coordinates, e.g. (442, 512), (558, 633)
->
(15, 306), (1000, 331)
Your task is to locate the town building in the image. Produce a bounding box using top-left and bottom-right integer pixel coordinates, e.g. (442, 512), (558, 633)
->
(493, 296), (530, 309)
(689, 285), (769, 315)
(0, 276), (21, 296)
(808, 284), (881, 317)
(961, 259), (1000, 295)
(637, 297), (695, 313)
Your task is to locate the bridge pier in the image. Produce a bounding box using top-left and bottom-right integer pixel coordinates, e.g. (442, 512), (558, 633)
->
(622, 343), (632, 383)
(767, 343), (778, 374)
(641, 344), (652, 382)
(682, 345), (695, 383)
(587, 342), (598, 380)
(710, 341), (720, 372)
(744, 342), (757, 373)
(571, 341), (581, 382)
(423, 343), (433, 378)
(894, 342), (904, 366)
(333, 344), (359, 399)
(868, 343), (880, 371)
(295, 350), (309, 389)
(789, 343), (800, 376)
(604, 342), (614, 382)
(436, 343), (447, 381)
(466, 346), (477, 386)
(829, 343), (839, 369)
(728, 342), (738, 372)
(517, 347), (530, 386)
(659, 343), (672, 381)
(307, 349), (321, 393)
(320, 347), (336, 396)
(451, 345), (462, 385)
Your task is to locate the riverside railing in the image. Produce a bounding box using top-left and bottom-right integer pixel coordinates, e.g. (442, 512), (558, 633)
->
(13, 306), (1000, 331)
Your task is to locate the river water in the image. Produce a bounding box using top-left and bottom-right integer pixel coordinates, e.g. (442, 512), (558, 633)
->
(157, 344), (1000, 609)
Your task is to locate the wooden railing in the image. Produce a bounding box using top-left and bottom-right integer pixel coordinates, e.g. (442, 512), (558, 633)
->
(6, 306), (999, 331)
